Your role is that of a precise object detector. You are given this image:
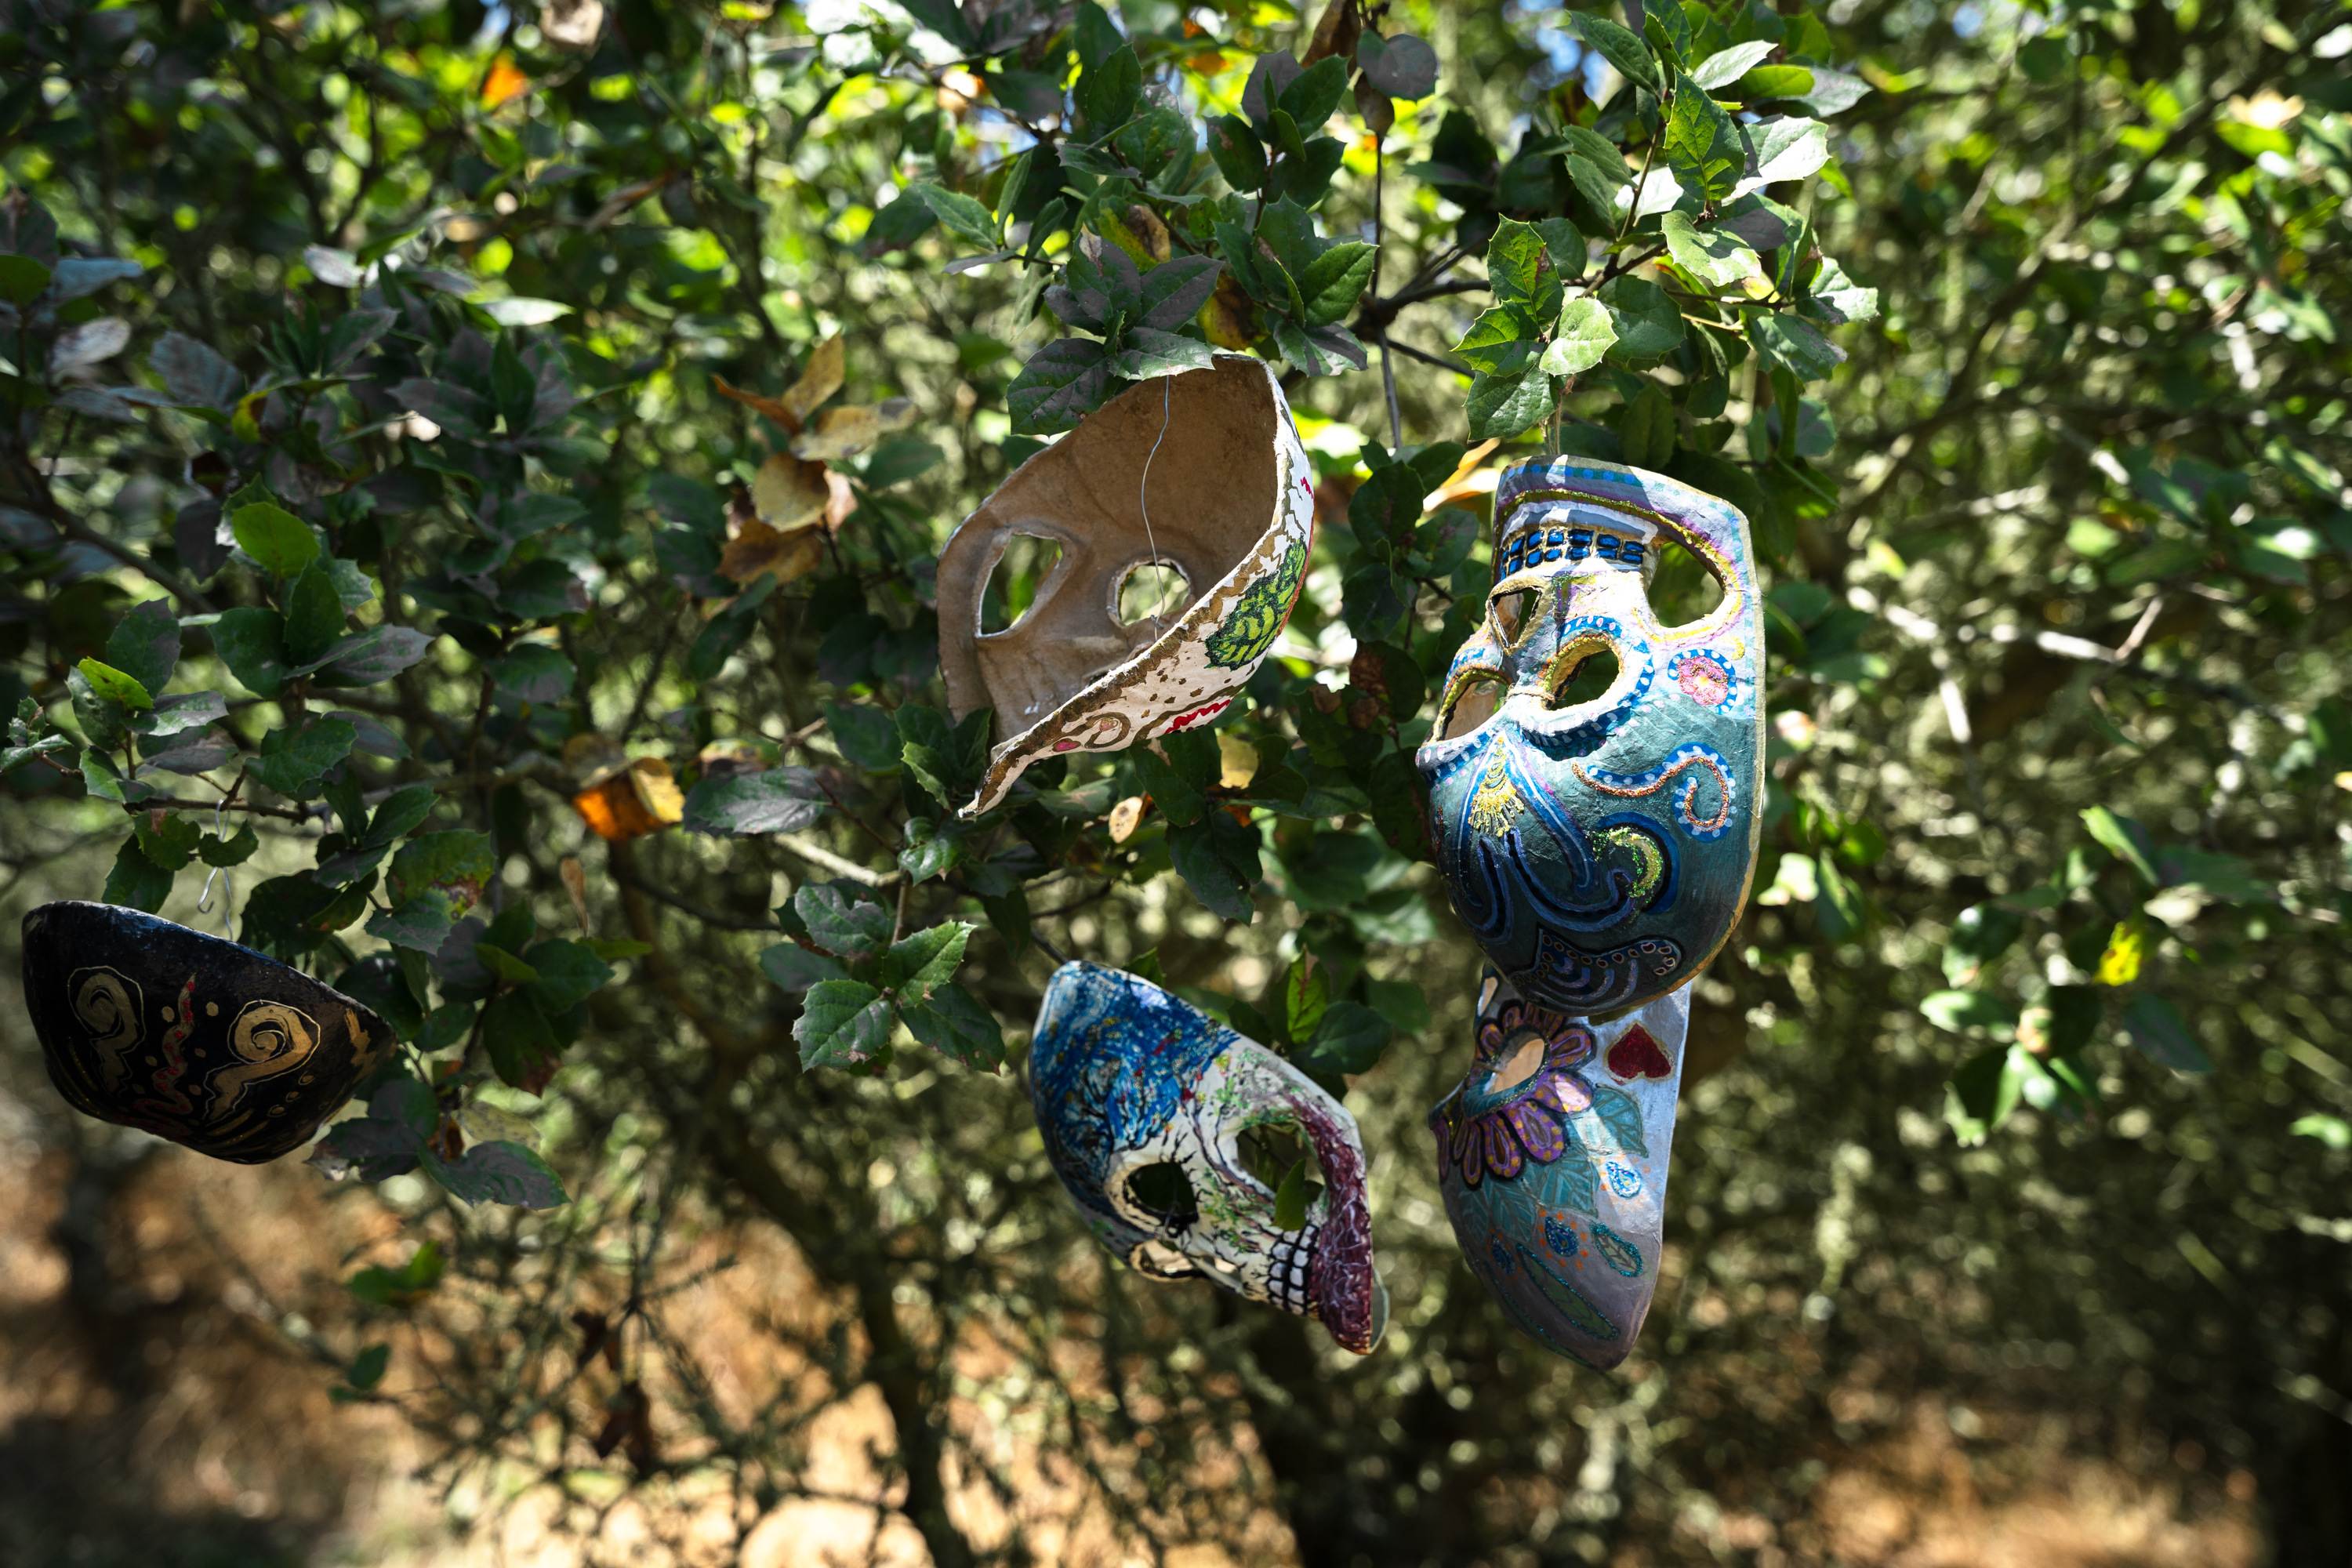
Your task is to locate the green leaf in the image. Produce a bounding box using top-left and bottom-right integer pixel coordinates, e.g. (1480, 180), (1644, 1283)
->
(1295, 242), (1377, 328)
(2081, 806), (2159, 886)
(760, 942), (849, 993)
(346, 1240), (445, 1305)
(1943, 903), (2025, 986)
(1664, 85), (1745, 201)
(199, 823), (260, 866)
(104, 600), (180, 695)
(1131, 744), (1207, 827)
(2122, 994), (2210, 1074)
(74, 657), (152, 712)
(825, 701), (903, 772)
(230, 502), (320, 578)
(481, 989), (560, 1090)
(1451, 303), (1544, 374)
(281, 563), (347, 666)
(795, 978), (894, 1068)
(135, 811), (204, 871)
(1484, 219), (1562, 315)
(797, 882), (895, 958)
(901, 982), (1005, 1070)
(1662, 212), (1766, 292)
(884, 920), (973, 1000)
(1540, 296), (1617, 376)
(1744, 116), (1831, 185)
(103, 836), (175, 913)
(1615, 382), (1678, 467)
(1570, 11), (1660, 91)
(1747, 311), (1845, 382)
(249, 717), (358, 800)
(210, 606), (292, 699)
(1298, 1000), (1390, 1074)
(1688, 39), (1776, 89)
(423, 1140), (569, 1209)
(1106, 328), (1218, 379)
(1277, 53), (1349, 129)
(1946, 1044), (2025, 1142)
(1283, 955), (1330, 1044)
(387, 829), (495, 913)
(1600, 278), (1686, 367)
(1007, 338), (1113, 436)
(1081, 44), (1142, 129)
(1920, 989), (2020, 1033)
(1207, 117), (1268, 194)
(683, 768), (826, 837)
(1167, 811), (1260, 922)
(344, 1344), (392, 1393)
(475, 942), (540, 986)
(1737, 65), (1817, 98)
(1272, 1157), (1308, 1230)
(0, 253), (53, 306)
(911, 182), (1002, 250)
(522, 938), (614, 1011)
(1465, 367), (1556, 440)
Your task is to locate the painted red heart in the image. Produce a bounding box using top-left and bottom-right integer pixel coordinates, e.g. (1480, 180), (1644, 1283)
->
(1604, 1023), (1675, 1082)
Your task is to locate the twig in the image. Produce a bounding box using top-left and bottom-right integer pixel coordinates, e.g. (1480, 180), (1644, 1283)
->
(775, 831), (903, 888)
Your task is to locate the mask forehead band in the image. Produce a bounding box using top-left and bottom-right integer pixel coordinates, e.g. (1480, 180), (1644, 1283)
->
(1494, 501), (1660, 586)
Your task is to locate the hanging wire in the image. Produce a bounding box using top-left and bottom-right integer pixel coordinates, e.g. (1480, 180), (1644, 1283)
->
(1134, 372), (1174, 634)
(196, 792), (235, 938)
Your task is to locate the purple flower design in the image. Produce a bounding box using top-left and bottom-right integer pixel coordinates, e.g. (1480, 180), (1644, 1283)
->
(1434, 999), (1598, 1188)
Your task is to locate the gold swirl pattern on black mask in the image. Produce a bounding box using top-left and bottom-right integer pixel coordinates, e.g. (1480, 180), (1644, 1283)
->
(70, 967), (143, 1090)
(208, 1000), (321, 1119)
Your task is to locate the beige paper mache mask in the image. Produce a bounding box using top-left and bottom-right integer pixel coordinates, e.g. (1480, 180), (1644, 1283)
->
(937, 355), (1316, 815)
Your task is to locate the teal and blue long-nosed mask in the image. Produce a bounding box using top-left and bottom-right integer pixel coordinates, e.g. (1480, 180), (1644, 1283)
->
(1414, 459), (1766, 1015)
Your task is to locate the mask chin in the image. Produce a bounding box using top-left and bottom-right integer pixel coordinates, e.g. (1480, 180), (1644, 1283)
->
(935, 357), (1317, 815)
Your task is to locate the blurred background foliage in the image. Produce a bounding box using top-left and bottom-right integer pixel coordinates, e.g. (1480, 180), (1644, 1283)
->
(0, 0), (2348, 1563)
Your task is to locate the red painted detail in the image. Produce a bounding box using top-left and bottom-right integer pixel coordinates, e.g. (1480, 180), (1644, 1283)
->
(1163, 699), (1230, 733)
(1604, 1023), (1675, 1082)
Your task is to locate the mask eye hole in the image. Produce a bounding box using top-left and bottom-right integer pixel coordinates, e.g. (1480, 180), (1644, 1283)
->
(1489, 1028), (1549, 1092)
(1647, 539), (1726, 629)
(980, 533), (1063, 634)
(1239, 1119), (1326, 1215)
(1546, 646), (1621, 710)
(1116, 560), (1191, 626)
(1123, 1160), (1199, 1226)
(1490, 587), (1537, 642)
(1438, 673), (1501, 741)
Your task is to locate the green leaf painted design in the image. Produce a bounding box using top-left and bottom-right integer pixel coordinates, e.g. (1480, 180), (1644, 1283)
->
(1203, 541), (1307, 669)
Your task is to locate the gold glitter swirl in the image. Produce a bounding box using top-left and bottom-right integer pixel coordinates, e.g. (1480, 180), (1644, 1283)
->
(70, 967), (143, 1090)
(207, 1000), (321, 1118)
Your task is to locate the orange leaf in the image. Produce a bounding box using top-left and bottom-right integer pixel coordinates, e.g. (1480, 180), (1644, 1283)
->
(482, 55), (532, 109)
(779, 336), (845, 428)
(719, 517), (826, 587)
(572, 759), (684, 842)
(714, 375), (802, 434)
(751, 452), (831, 529)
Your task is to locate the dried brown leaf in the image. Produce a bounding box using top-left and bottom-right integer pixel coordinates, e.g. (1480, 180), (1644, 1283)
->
(789, 398), (916, 462)
(751, 452), (831, 529)
(720, 517), (826, 587)
(780, 336), (846, 428)
(714, 375), (802, 434)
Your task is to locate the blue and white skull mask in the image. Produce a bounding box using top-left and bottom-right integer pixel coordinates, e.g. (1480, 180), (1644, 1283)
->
(1027, 961), (1385, 1354)
(1416, 459), (1766, 1014)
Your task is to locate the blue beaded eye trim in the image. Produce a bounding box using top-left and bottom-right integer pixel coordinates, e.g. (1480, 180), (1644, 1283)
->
(1495, 524), (1648, 583)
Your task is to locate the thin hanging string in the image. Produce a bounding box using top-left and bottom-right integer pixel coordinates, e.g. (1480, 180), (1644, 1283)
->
(1135, 372), (1174, 634)
(196, 792), (234, 937)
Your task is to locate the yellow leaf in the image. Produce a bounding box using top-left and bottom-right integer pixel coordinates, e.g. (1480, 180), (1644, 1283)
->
(1109, 797), (1147, 843)
(751, 452), (831, 529)
(2096, 919), (2144, 986)
(456, 1102), (543, 1152)
(780, 336), (845, 429)
(719, 517), (826, 586)
(572, 758), (684, 841)
(1101, 205), (1171, 268)
(1218, 732), (1259, 789)
(789, 398), (916, 462)
(1200, 271), (1259, 350)
(714, 374), (801, 434)
(482, 55), (532, 108)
